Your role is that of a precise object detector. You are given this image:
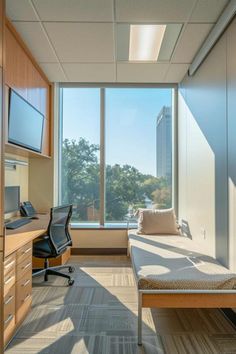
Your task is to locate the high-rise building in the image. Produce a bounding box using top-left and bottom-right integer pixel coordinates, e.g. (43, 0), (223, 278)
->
(156, 106), (172, 183)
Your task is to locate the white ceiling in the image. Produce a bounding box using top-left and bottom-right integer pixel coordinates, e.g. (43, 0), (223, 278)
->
(6, 0), (229, 83)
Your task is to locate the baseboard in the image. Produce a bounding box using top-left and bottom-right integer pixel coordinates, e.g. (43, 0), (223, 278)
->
(71, 248), (127, 255)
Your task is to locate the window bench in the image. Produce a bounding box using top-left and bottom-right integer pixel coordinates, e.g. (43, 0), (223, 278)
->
(128, 230), (236, 346)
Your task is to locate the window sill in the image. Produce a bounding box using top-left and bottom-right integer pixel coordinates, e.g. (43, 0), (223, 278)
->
(70, 223), (137, 230)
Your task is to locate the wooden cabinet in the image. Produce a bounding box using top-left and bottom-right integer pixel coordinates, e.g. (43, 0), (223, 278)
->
(3, 253), (16, 296)
(3, 285), (15, 345)
(15, 244), (32, 325)
(3, 242), (33, 347)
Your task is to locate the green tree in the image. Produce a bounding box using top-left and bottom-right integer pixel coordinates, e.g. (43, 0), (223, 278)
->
(62, 138), (100, 221)
(62, 138), (172, 222)
(106, 164), (146, 221)
(152, 185), (172, 209)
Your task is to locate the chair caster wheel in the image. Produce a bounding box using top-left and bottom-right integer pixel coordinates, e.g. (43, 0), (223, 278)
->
(68, 266), (75, 273)
(68, 279), (74, 286)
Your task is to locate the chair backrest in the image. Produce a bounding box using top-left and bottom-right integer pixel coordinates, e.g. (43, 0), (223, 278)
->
(47, 204), (73, 255)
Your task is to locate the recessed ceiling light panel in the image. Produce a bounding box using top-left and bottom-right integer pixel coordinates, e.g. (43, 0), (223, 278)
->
(129, 24), (166, 61)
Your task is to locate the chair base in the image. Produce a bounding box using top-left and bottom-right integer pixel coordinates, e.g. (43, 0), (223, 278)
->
(33, 258), (75, 286)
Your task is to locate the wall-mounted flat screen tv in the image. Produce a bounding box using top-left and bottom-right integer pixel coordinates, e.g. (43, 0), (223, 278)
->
(8, 89), (45, 153)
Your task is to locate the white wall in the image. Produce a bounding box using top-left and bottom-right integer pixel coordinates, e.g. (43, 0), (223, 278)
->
(178, 17), (236, 269)
(71, 229), (128, 249)
(178, 92), (215, 257)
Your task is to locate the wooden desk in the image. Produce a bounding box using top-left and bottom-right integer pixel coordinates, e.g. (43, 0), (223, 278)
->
(3, 214), (49, 346)
(5, 214), (49, 257)
(5, 214), (71, 265)
(3, 214), (70, 347)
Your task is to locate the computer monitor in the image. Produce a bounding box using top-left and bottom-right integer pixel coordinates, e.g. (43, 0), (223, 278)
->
(4, 186), (20, 214)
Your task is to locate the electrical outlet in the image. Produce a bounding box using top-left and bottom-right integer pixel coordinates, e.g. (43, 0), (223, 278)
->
(200, 227), (206, 239)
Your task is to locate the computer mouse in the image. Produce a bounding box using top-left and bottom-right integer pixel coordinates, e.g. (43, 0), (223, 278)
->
(31, 216), (39, 220)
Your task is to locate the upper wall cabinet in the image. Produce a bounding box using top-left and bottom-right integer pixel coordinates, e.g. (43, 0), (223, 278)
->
(5, 22), (51, 157)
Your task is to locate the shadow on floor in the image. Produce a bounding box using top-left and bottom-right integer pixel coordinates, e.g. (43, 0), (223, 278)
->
(6, 256), (164, 354)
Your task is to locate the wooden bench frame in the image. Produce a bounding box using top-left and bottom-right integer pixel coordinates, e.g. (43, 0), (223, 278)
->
(130, 260), (236, 346)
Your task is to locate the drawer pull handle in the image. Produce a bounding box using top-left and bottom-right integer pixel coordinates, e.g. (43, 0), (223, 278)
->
(22, 247), (31, 255)
(22, 262), (31, 270)
(4, 276), (14, 285)
(22, 294), (31, 303)
(4, 260), (15, 270)
(22, 279), (30, 287)
(4, 295), (14, 305)
(4, 314), (13, 325)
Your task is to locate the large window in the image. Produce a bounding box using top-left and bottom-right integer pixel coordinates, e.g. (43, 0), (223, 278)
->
(60, 88), (100, 223)
(60, 86), (174, 226)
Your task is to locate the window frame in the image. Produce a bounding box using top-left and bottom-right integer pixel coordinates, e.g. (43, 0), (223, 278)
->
(58, 83), (178, 228)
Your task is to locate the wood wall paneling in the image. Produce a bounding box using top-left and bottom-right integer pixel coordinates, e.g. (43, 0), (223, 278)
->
(0, 0), (2, 68)
(5, 22), (51, 157)
(5, 27), (27, 100)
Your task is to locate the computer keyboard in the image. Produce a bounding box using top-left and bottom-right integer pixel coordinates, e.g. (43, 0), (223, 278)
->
(6, 218), (32, 230)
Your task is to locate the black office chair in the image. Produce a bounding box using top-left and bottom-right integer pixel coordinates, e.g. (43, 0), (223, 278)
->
(32, 204), (75, 286)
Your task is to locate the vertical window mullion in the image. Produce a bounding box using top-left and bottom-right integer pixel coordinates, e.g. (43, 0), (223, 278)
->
(100, 88), (105, 226)
(58, 88), (63, 205)
(172, 87), (178, 216)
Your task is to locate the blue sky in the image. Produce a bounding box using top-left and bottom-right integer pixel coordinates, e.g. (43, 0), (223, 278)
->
(62, 87), (172, 176)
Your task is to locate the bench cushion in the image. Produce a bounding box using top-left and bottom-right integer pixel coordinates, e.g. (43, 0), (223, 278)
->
(128, 230), (236, 290)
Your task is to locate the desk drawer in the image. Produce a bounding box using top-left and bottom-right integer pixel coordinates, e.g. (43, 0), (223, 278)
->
(4, 284), (15, 309)
(16, 278), (32, 324)
(16, 256), (32, 281)
(16, 273), (32, 307)
(4, 253), (16, 278)
(4, 314), (15, 347)
(4, 285), (16, 346)
(16, 269), (32, 294)
(4, 268), (16, 296)
(16, 242), (32, 266)
(4, 285), (15, 328)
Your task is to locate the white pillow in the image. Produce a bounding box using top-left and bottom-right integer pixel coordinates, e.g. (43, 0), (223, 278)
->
(137, 208), (180, 235)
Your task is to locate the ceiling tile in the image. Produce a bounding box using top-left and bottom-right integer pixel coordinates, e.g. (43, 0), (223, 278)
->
(158, 24), (183, 61)
(12, 22), (58, 63)
(164, 63), (189, 83)
(116, 63), (169, 82)
(63, 63), (116, 82)
(172, 23), (213, 63)
(44, 22), (115, 63)
(39, 63), (67, 82)
(6, 0), (38, 21)
(32, 0), (113, 22)
(190, 0), (229, 23)
(115, 0), (195, 23)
